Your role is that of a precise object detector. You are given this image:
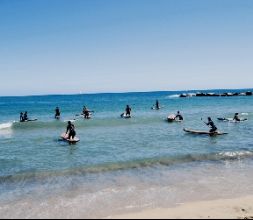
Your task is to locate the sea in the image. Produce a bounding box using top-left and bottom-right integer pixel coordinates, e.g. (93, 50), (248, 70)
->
(0, 89), (253, 218)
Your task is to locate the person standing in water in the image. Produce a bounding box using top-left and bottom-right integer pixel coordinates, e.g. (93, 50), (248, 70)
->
(20, 112), (24, 122)
(204, 117), (218, 133)
(55, 107), (61, 119)
(125, 105), (132, 117)
(66, 121), (76, 140)
(82, 106), (92, 119)
(155, 100), (160, 110)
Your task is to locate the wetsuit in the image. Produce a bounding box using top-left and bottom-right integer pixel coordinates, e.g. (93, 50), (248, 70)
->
(126, 106), (131, 117)
(20, 113), (24, 122)
(206, 120), (217, 133)
(175, 113), (183, 121)
(55, 108), (60, 119)
(233, 115), (240, 122)
(156, 100), (160, 109)
(23, 113), (28, 121)
(66, 123), (76, 139)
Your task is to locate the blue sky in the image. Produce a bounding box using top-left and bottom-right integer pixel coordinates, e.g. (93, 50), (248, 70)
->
(0, 0), (252, 96)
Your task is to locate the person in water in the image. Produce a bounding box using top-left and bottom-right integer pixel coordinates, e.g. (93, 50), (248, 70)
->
(155, 100), (160, 110)
(175, 111), (183, 121)
(125, 105), (132, 117)
(20, 112), (24, 122)
(23, 112), (28, 121)
(66, 121), (76, 140)
(82, 106), (92, 119)
(55, 107), (61, 119)
(233, 113), (241, 122)
(205, 117), (218, 133)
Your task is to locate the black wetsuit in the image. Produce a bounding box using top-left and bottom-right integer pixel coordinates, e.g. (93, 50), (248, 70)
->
(126, 106), (131, 117)
(175, 113), (183, 121)
(20, 113), (24, 122)
(23, 113), (28, 121)
(206, 120), (217, 133)
(233, 115), (240, 122)
(156, 101), (160, 109)
(55, 108), (60, 118)
(66, 124), (76, 139)
(84, 110), (90, 119)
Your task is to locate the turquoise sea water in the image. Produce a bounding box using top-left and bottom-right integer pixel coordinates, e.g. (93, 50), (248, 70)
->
(0, 89), (253, 218)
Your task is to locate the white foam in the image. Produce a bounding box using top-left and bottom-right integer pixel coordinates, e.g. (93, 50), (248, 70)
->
(0, 122), (13, 130)
(167, 94), (180, 98)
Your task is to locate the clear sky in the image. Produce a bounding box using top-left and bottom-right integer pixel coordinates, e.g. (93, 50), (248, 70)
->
(0, 0), (252, 96)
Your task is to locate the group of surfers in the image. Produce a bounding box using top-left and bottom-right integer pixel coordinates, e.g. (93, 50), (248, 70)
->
(19, 100), (246, 140)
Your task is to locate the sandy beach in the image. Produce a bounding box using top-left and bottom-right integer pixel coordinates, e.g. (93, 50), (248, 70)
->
(110, 196), (253, 219)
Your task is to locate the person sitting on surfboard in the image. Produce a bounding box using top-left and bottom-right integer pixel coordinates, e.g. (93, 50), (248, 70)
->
(233, 113), (241, 122)
(66, 121), (76, 140)
(55, 107), (61, 119)
(205, 117), (218, 133)
(125, 105), (132, 117)
(20, 112), (24, 122)
(175, 111), (183, 121)
(23, 112), (28, 121)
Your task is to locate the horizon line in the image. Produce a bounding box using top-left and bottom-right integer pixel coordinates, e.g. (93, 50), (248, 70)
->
(0, 87), (253, 98)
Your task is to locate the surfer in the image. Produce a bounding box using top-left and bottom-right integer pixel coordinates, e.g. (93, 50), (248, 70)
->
(204, 117), (218, 133)
(82, 106), (92, 119)
(155, 100), (160, 110)
(20, 112), (24, 122)
(66, 121), (76, 140)
(233, 113), (241, 122)
(125, 105), (132, 117)
(55, 107), (61, 119)
(23, 112), (28, 121)
(175, 111), (183, 121)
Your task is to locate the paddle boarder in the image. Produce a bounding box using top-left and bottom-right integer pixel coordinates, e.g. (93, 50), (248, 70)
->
(66, 121), (76, 140)
(125, 105), (132, 117)
(233, 113), (241, 122)
(204, 117), (218, 133)
(175, 111), (183, 121)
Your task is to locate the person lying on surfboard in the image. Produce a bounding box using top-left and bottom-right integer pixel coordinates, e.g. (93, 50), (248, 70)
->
(175, 111), (183, 121)
(204, 117), (218, 133)
(66, 121), (76, 140)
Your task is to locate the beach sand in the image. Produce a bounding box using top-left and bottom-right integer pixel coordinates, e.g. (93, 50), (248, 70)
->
(109, 196), (253, 219)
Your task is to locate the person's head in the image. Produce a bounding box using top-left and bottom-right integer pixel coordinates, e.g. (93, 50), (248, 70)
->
(235, 113), (239, 115)
(68, 121), (71, 125)
(208, 117), (212, 121)
(20, 112), (23, 114)
(177, 111), (180, 114)
(25, 111), (27, 114)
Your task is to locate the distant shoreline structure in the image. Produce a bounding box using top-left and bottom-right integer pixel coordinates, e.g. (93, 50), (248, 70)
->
(178, 91), (253, 98)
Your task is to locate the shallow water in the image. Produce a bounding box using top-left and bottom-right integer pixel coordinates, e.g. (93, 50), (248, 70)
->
(0, 89), (253, 218)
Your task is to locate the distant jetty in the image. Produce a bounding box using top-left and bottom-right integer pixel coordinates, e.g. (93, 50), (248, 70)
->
(179, 91), (253, 98)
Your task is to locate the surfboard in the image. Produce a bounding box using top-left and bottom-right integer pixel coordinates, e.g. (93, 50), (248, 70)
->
(20, 119), (38, 123)
(217, 118), (247, 122)
(60, 134), (80, 144)
(167, 114), (183, 122)
(183, 128), (228, 136)
(121, 113), (131, 119)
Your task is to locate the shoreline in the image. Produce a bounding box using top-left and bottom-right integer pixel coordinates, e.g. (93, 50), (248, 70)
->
(109, 196), (253, 219)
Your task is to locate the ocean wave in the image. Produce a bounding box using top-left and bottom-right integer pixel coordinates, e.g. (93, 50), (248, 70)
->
(1, 150), (253, 185)
(0, 122), (13, 130)
(166, 94), (180, 98)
